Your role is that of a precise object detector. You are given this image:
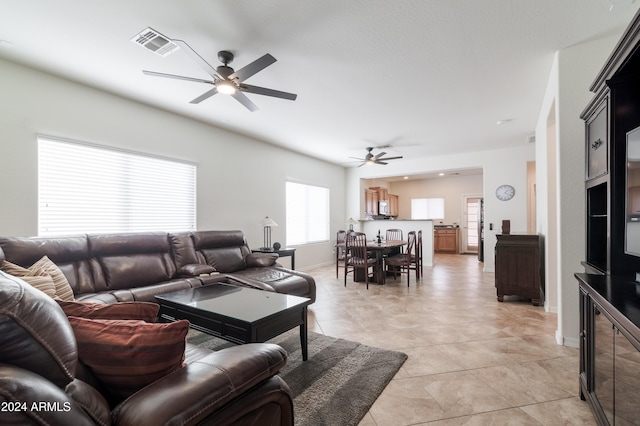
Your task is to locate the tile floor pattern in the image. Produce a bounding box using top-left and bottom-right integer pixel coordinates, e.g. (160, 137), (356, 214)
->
(304, 253), (596, 425)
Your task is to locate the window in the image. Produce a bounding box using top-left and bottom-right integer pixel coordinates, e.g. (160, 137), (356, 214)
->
(38, 137), (196, 236)
(411, 198), (445, 220)
(286, 181), (329, 245)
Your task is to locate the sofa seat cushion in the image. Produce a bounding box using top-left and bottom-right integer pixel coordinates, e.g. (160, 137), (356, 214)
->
(228, 267), (314, 300)
(68, 316), (190, 404)
(108, 278), (202, 303)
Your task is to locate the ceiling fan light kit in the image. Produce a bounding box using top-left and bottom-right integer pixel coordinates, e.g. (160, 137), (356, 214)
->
(138, 32), (297, 111)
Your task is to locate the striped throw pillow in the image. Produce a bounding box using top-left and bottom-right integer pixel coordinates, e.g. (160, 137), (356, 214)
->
(20, 275), (57, 298)
(27, 256), (75, 301)
(67, 317), (189, 403)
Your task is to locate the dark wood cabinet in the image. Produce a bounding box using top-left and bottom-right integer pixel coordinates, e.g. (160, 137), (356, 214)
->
(578, 10), (640, 424)
(577, 274), (640, 425)
(494, 234), (543, 306)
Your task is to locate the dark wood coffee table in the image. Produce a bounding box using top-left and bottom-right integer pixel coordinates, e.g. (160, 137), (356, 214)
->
(155, 284), (312, 360)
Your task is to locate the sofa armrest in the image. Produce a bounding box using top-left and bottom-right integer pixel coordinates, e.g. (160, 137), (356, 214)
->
(178, 263), (216, 277)
(112, 343), (288, 426)
(0, 365), (106, 426)
(246, 252), (278, 267)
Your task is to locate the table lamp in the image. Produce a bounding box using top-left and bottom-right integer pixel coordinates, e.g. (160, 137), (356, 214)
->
(259, 216), (278, 251)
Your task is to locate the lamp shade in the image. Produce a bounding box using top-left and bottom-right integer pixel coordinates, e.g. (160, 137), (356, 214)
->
(346, 218), (358, 226)
(259, 216), (279, 227)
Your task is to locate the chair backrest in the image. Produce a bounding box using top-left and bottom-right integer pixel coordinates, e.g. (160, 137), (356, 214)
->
(386, 229), (403, 241)
(336, 230), (347, 245)
(346, 232), (368, 265)
(406, 231), (416, 259)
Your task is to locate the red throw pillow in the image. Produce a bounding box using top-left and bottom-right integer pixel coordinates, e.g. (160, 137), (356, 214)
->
(57, 300), (159, 322)
(67, 317), (189, 403)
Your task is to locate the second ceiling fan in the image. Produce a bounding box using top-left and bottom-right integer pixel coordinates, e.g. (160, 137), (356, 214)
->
(351, 147), (403, 166)
(143, 39), (297, 112)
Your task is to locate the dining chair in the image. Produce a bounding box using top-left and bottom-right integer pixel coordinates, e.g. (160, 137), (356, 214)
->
(344, 232), (377, 289)
(384, 231), (416, 287)
(385, 228), (404, 256)
(335, 230), (348, 278)
(385, 228), (403, 242)
(409, 230), (423, 279)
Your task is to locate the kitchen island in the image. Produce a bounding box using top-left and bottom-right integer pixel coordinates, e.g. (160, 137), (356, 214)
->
(359, 219), (433, 267)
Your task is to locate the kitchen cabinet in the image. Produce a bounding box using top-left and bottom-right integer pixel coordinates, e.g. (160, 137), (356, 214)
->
(364, 189), (378, 216)
(434, 228), (458, 253)
(388, 194), (399, 217)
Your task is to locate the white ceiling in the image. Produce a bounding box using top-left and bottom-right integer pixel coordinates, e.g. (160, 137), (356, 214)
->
(1, 0), (639, 167)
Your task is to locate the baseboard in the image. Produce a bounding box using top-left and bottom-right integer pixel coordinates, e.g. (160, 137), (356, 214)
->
(556, 330), (579, 348)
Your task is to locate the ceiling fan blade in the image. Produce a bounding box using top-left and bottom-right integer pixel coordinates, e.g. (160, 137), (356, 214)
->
(189, 87), (218, 104)
(348, 156), (365, 160)
(231, 91), (259, 112)
(241, 84), (297, 101)
(374, 161), (388, 165)
(377, 156), (403, 161)
(228, 53), (277, 82)
(172, 39), (221, 79)
(358, 162), (366, 167)
(374, 151), (387, 160)
(143, 70), (215, 84)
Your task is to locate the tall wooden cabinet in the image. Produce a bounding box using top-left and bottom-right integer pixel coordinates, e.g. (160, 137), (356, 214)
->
(494, 234), (543, 306)
(577, 9), (640, 425)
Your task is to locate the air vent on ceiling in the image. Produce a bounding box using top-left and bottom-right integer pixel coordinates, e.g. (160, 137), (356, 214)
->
(131, 27), (179, 57)
(526, 134), (536, 144)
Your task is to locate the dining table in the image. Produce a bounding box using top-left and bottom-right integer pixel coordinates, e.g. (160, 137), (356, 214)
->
(361, 239), (407, 284)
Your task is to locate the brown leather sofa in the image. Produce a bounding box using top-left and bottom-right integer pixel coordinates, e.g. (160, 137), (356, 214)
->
(0, 271), (294, 425)
(0, 230), (315, 304)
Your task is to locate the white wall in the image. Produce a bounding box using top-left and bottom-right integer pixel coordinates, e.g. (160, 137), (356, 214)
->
(535, 33), (623, 347)
(346, 145), (535, 272)
(0, 58), (345, 270)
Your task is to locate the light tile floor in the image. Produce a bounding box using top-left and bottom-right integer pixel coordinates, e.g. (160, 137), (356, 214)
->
(304, 253), (596, 425)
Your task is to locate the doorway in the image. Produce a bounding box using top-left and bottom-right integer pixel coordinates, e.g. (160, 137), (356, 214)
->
(463, 195), (482, 253)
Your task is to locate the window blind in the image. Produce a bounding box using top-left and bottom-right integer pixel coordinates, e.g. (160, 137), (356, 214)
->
(286, 181), (330, 245)
(38, 137), (196, 236)
(411, 197), (445, 220)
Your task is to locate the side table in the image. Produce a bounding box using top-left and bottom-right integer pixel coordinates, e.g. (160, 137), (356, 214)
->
(252, 247), (296, 270)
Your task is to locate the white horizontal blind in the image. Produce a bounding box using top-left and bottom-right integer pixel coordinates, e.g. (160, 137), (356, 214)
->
(38, 137), (196, 236)
(286, 181), (330, 245)
(411, 197), (445, 219)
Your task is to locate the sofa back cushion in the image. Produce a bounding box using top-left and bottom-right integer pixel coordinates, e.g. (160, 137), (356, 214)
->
(88, 233), (176, 291)
(191, 230), (250, 273)
(0, 271), (77, 388)
(0, 235), (93, 296)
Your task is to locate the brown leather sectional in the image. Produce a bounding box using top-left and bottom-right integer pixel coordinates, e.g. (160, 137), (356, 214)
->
(0, 270), (294, 425)
(0, 229), (315, 304)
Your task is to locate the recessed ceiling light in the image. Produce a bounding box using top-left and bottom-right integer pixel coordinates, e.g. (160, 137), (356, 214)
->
(497, 119), (513, 125)
(403, 176), (409, 180)
(438, 173), (445, 176)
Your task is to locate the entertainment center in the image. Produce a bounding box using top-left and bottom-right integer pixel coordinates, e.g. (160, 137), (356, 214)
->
(575, 9), (640, 425)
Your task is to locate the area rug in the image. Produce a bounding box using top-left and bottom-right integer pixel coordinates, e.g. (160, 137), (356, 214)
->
(187, 329), (407, 426)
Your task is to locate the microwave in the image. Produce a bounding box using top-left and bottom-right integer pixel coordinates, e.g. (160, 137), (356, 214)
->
(378, 200), (389, 215)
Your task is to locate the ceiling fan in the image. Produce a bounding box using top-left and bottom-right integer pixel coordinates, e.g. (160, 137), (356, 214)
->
(142, 39), (297, 112)
(350, 147), (403, 167)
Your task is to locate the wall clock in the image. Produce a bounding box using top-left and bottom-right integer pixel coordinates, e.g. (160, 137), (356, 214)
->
(496, 184), (515, 201)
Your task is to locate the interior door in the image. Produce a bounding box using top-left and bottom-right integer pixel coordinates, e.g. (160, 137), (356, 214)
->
(463, 195), (482, 253)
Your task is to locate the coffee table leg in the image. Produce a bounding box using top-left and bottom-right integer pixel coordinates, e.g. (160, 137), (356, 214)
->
(300, 307), (308, 361)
